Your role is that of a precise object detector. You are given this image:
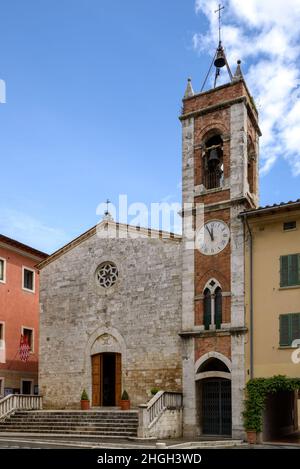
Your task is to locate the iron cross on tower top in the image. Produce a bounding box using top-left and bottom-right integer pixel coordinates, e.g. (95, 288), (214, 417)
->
(105, 199), (111, 216)
(215, 3), (225, 44)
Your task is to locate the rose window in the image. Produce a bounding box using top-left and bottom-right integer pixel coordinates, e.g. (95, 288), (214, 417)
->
(96, 262), (118, 288)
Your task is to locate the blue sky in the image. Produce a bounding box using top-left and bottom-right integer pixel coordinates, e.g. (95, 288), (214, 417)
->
(0, 0), (299, 253)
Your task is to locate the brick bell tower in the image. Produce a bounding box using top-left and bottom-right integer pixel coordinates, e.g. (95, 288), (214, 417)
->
(180, 43), (261, 438)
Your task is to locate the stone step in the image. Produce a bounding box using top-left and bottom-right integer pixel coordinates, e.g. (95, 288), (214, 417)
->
(11, 414), (138, 422)
(0, 410), (139, 437)
(14, 410), (138, 414)
(0, 422), (138, 430)
(3, 416), (138, 423)
(0, 423), (137, 430)
(0, 428), (137, 436)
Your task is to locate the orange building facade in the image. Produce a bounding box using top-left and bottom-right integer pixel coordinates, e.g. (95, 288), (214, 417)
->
(0, 235), (47, 396)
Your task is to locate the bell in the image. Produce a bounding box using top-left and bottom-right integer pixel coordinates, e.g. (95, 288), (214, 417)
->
(214, 47), (226, 68)
(208, 148), (220, 166)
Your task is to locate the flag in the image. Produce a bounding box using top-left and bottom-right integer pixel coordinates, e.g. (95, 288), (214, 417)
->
(19, 334), (30, 362)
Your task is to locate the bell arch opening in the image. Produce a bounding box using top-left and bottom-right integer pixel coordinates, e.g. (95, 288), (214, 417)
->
(203, 134), (224, 189)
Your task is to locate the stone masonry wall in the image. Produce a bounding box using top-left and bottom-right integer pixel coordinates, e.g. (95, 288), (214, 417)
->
(39, 233), (182, 409)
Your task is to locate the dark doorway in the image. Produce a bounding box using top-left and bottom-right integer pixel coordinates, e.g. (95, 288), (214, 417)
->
(21, 380), (32, 395)
(91, 352), (122, 407)
(263, 390), (298, 441)
(202, 379), (231, 435)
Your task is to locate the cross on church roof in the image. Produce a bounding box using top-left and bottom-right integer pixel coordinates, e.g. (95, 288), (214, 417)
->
(104, 199), (111, 217)
(215, 4), (225, 44)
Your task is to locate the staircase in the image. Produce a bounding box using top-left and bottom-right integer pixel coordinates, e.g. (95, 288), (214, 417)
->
(0, 410), (139, 437)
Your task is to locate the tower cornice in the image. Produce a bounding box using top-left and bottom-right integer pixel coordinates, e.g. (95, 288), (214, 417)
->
(180, 95), (262, 137)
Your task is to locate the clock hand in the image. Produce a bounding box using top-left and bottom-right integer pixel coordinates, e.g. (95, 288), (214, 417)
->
(211, 227), (214, 241)
(205, 225), (213, 241)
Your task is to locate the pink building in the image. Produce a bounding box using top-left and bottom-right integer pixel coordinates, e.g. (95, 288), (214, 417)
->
(0, 234), (47, 396)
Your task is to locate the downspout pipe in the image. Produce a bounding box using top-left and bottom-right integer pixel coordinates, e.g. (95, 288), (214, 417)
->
(243, 215), (254, 380)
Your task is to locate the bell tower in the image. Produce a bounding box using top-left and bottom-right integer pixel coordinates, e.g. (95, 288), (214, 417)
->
(180, 23), (261, 438)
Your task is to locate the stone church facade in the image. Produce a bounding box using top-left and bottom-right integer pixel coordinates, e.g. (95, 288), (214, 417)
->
(38, 225), (183, 410)
(38, 62), (260, 439)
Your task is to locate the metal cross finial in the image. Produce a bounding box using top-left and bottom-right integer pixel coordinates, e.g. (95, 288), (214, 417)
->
(105, 198), (111, 215)
(215, 3), (225, 43)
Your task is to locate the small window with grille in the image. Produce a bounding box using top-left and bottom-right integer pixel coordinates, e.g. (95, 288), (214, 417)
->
(283, 221), (296, 231)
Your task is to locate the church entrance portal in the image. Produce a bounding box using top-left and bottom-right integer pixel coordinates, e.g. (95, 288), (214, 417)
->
(91, 352), (121, 407)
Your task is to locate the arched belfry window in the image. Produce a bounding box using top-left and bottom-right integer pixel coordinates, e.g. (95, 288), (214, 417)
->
(203, 280), (223, 330)
(203, 135), (223, 189)
(247, 138), (256, 194)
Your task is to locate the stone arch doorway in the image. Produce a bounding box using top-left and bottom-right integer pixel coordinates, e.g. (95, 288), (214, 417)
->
(195, 354), (232, 436)
(91, 352), (122, 407)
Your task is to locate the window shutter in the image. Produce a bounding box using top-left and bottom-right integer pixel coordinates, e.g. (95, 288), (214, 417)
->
(204, 290), (211, 331)
(280, 256), (289, 287)
(215, 288), (222, 329)
(289, 254), (299, 286)
(291, 313), (300, 344)
(298, 254), (300, 285)
(279, 314), (290, 346)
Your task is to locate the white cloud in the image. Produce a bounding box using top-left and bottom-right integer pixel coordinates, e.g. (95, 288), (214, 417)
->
(194, 0), (300, 176)
(0, 209), (69, 253)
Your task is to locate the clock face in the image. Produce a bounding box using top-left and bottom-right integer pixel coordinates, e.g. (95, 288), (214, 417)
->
(196, 220), (230, 255)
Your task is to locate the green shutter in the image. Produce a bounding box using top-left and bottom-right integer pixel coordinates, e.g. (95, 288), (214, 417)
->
(291, 313), (300, 344)
(215, 288), (222, 329)
(289, 254), (299, 286)
(280, 256), (289, 287)
(204, 290), (211, 331)
(298, 254), (300, 285)
(279, 314), (290, 346)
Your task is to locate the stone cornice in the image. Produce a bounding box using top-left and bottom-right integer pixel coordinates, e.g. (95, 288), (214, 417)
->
(180, 95), (262, 137)
(179, 326), (247, 338)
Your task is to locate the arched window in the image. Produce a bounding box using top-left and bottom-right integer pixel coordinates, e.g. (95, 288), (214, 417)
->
(247, 138), (256, 195)
(203, 280), (223, 330)
(203, 135), (223, 189)
(203, 288), (211, 331)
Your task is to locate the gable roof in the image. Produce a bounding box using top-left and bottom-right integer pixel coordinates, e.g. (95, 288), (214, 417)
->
(0, 234), (48, 261)
(37, 220), (182, 270)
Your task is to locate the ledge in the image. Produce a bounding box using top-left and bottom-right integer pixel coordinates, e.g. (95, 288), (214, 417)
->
(179, 327), (248, 338)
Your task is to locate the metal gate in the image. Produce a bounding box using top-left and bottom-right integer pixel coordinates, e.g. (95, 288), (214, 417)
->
(202, 379), (231, 435)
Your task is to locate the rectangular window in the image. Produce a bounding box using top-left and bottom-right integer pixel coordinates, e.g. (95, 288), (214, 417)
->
(283, 221), (296, 231)
(280, 254), (300, 287)
(22, 327), (34, 352)
(22, 267), (35, 292)
(0, 258), (6, 283)
(280, 313), (300, 346)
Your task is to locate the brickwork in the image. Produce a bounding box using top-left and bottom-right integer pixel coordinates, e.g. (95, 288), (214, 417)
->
(195, 336), (231, 362)
(181, 76), (260, 439)
(195, 209), (231, 298)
